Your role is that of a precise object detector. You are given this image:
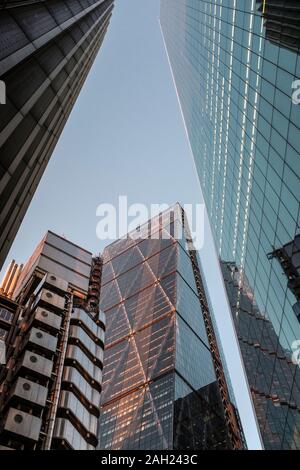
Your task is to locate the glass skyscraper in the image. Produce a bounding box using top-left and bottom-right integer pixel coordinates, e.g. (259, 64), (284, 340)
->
(0, 0), (114, 269)
(98, 205), (244, 450)
(160, 0), (300, 449)
(222, 261), (300, 449)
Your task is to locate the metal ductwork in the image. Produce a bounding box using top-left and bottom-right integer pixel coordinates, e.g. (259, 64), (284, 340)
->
(58, 391), (98, 437)
(2, 408), (42, 441)
(25, 327), (58, 355)
(32, 289), (65, 313)
(9, 377), (48, 408)
(62, 367), (101, 409)
(52, 418), (95, 450)
(20, 350), (53, 379)
(0, 232), (105, 450)
(33, 307), (62, 331)
(72, 307), (105, 340)
(69, 325), (104, 362)
(43, 273), (69, 295)
(65, 345), (102, 387)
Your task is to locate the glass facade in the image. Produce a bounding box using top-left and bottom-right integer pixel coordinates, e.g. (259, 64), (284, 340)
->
(98, 205), (244, 450)
(222, 262), (300, 449)
(160, 0), (300, 449)
(0, 0), (114, 269)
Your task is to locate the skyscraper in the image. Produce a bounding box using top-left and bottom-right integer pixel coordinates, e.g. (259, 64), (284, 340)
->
(0, 0), (114, 269)
(98, 204), (244, 450)
(222, 262), (300, 449)
(0, 231), (105, 450)
(256, 0), (300, 53)
(160, 0), (300, 449)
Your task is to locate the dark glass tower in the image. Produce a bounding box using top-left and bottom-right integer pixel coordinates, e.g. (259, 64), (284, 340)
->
(98, 205), (244, 450)
(160, 0), (300, 449)
(256, 0), (300, 53)
(0, 0), (114, 269)
(222, 262), (300, 449)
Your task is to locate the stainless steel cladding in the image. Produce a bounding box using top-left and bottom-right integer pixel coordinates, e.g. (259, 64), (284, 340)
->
(13, 231), (93, 298)
(72, 307), (105, 340)
(0, 229), (105, 449)
(44, 273), (68, 294)
(62, 367), (101, 408)
(58, 391), (98, 437)
(21, 350), (53, 378)
(53, 418), (95, 450)
(69, 325), (104, 361)
(10, 378), (48, 408)
(66, 345), (102, 387)
(27, 327), (58, 354)
(34, 307), (62, 331)
(99, 310), (105, 327)
(3, 408), (42, 441)
(33, 289), (65, 312)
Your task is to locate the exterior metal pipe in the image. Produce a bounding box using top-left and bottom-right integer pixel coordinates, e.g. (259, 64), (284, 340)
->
(0, 260), (15, 293)
(43, 292), (73, 450)
(7, 264), (23, 298)
(4, 262), (18, 296)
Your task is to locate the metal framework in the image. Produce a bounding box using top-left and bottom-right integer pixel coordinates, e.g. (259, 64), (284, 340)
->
(182, 209), (245, 450)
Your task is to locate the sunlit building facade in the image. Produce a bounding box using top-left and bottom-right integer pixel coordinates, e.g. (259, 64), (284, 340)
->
(0, 0), (114, 269)
(98, 205), (245, 450)
(160, 0), (300, 449)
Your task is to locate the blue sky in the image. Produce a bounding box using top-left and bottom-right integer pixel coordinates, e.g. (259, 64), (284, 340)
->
(1, 0), (262, 448)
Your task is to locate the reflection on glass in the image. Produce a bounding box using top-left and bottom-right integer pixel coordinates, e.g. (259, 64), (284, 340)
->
(257, 0), (300, 53)
(98, 206), (243, 449)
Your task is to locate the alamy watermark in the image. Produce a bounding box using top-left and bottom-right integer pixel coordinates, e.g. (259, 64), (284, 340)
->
(292, 80), (300, 105)
(292, 340), (300, 367)
(95, 197), (205, 250)
(0, 80), (6, 105)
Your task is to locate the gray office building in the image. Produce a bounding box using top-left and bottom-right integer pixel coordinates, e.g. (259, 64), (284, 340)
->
(0, 0), (114, 268)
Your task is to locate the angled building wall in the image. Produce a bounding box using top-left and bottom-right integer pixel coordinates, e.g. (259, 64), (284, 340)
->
(222, 261), (300, 449)
(160, 0), (300, 449)
(0, 0), (114, 268)
(98, 204), (244, 450)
